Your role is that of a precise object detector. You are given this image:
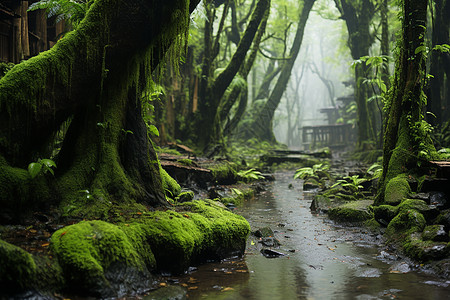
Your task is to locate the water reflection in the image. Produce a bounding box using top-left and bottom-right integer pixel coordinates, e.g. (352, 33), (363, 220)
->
(153, 172), (450, 300)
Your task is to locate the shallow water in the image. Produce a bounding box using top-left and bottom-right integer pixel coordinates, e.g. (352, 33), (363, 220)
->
(156, 172), (450, 299)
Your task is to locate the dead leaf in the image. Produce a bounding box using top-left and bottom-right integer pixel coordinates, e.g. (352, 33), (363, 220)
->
(188, 286), (198, 290)
(222, 287), (234, 292)
(159, 282), (167, 287)
(41, 242), (50, 247)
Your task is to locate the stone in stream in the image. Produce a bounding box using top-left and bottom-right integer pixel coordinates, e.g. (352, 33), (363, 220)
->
(429, 192), (449, 209)
(253, 226), (274, 238)
(259, 237), (281, 248)
(260, 249), (286, 258)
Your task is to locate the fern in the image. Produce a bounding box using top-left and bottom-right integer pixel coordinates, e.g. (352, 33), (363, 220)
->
(28, 0), (92, 29)
(237, 168), (264, 182)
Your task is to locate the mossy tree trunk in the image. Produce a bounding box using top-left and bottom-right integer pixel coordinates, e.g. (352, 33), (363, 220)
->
(376, 0), (435, 205)
(426, 0), (450, 126)
(0, 0), (199, 220)
(334, 0), (376, 147)
(194, 0), (270, 151)
(245, 0), (315, 142)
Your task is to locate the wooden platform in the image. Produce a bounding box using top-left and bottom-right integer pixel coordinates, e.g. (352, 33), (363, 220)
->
(301, 124), (355, 148)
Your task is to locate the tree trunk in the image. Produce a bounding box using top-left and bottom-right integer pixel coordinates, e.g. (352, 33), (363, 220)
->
(376, 0), (434, 204)
(0, 0), (200, 220)
(249, 0), (315, 142)
(195, 0), (270, 150)
(334, 0), (375, 146)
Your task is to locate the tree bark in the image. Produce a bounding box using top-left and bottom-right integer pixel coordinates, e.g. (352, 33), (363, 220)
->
(249, 0), (315, 142)
(377, 0), (433, 204)
(0, 0), (200, 218)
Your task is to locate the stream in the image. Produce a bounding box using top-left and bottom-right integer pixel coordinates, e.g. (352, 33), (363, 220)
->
(150, 171), (450, 299)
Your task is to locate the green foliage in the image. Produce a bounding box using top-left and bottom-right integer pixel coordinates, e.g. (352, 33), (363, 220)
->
(237, 168), (264, 182)
(27, 158), (57, 179)
(142, 82), (165, 137)
(0, 62), (14, 79)
(293, 163), (330, 180)
(432, 44), (450, 53)
(331, 175), (367, 195)
(367, 163), (382, 179)
(28, 0), (92, 30)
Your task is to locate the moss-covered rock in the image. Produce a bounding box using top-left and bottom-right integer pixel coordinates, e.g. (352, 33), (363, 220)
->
(328, 200), (373, 223)
(398, 199), (439, 221)
(403, 234), (450, 262)
(436, 209), (450, 230)
(51, 220), (152, 296)
(0, 239), (36, 291)
(386, 209), (426, 236)
(176, 190), (195, 202)
(384, 175), (411, 205)
(422, 225), (449, 242)
(373, 204), (398, 225)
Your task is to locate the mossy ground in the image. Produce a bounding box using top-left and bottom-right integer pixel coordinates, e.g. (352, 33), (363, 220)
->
(0, 199), (250, 296)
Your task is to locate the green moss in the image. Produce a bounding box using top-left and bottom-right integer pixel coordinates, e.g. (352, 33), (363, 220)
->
(0, 239), (36, 290)
(364, 218), (382, 231)
(384, 175), (410, 205)
(373, 204), (398, 223)
(0, 155), (51, 219)
(422, 225), (447, 241)
(328, 200), (373, 222)
(209, 162), (238, 184)
(386, 209), (426, 236)
(160, 167), (181, 198)
(51, 220), (150, 291)
(51, 200), (250, 278)
(175, 190), (195, 202)
(177, 158), (193, 166)
(403, 235), (450, 262)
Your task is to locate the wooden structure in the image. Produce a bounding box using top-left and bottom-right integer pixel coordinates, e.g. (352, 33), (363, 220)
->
(0, 0), (64, 64)
(301, 123), (355, 149)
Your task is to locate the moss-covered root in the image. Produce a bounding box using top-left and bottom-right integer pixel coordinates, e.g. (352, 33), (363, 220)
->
(134, 200), (250, 274)
(0, 239), (64, 295)
(49, 200), (250, 294)
(51, 220), (154, 297)
(160, 166), (181, 199)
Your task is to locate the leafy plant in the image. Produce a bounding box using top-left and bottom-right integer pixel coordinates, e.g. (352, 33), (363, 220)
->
(28, 0), (92, 30)
(367, 163), (383, 179)
(331, 175), (367, 194)
(237, 168), (264, 182)
(28, 158), (57, 179)
(294, 163), (330, 180)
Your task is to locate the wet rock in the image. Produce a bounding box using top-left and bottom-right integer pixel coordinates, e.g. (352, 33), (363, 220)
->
(259, 237), (281, 248)
(410, 192), (430, 202)
(327, 200), (373, 223)
(390, 261), (411, 273)
(253, 227), (274, 238)
(385, 176), (411, 205)
(303, 178), (321, 190)
(144, 285), (187, 300)
(429, 192), (449, 209)
(377, 250), (399, 262)
(260, 249), (285, 258)
(398, 199), (440, 222)
(404, 235), (449, 261)
(310, 195), (343, 213)
(422, 225), (449, 242)
(355, 267), (382, 278)
(436, 209), (450, 230)
(373, 205), (398, 226)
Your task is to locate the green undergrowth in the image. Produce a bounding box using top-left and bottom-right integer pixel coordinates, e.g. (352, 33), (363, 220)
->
(1, 200), (250, 295)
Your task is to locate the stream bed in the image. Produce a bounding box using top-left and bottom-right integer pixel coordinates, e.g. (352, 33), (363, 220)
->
(151, 172), (450, 299)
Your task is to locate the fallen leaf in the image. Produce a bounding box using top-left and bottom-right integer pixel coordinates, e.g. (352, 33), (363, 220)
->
(222, 287), (234, 292)
(188, 286), (198, 290)
(41, 242), (50, 247)
(159, 282), (167, 287)
(181, 283), (188, 287)
(235, 270), (247, 273)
